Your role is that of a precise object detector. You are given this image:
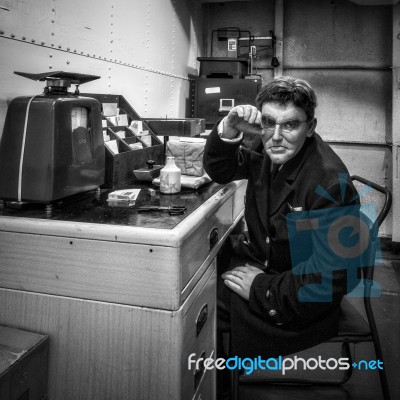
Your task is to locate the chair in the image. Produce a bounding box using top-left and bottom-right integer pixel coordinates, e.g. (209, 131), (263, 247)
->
(229, 175), (392, 400)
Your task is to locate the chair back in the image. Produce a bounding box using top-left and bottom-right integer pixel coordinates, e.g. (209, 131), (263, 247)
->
(350, 175), (392, 292)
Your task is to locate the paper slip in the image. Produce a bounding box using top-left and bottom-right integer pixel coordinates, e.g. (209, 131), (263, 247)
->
(104, 140), (119, 154)
(108, 188), (141, 201)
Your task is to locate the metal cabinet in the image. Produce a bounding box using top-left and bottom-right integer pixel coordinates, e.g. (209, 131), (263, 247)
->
(193, 78), (261, 128)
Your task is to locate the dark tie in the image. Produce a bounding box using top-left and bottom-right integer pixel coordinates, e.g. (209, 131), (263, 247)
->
(271, 163), (280, 181)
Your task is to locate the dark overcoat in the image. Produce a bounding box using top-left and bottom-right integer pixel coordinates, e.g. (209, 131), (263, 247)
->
(204, 127), (360, 358)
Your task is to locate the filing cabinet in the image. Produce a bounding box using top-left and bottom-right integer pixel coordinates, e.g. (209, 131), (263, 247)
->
(193, 78), (261, 128)
(0, 180), (246, 399)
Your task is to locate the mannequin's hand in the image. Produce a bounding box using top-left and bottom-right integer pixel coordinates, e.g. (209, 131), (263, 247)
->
(222, 105), (263, 139)
(221, 263), (264, 301)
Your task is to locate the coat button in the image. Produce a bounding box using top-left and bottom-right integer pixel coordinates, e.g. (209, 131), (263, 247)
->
(266, 236), (270, 244)
(268, 309), (277, 317)
(266, 289), (270, 299)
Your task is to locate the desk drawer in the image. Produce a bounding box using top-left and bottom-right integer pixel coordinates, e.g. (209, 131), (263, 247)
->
(180, 197), (232, 289)
(181, 265), (216, 399)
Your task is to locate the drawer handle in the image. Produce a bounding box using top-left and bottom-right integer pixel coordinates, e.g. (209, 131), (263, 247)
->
(209, 227), (219, 250)
(194, 351), (206, 391)
(196, 304), (208, 336)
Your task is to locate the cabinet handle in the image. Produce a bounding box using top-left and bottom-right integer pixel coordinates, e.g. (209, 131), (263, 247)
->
(194, 350), (206, 391)
(196, 304), (208, 336)
(209, 227), (219, 250)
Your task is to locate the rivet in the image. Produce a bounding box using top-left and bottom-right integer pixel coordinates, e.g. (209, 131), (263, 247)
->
(22, 36), (26, 40)
(11, 33), (15, 38)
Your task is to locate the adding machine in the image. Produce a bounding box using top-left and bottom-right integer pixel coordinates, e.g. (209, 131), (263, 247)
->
(0, 71), (105, 206)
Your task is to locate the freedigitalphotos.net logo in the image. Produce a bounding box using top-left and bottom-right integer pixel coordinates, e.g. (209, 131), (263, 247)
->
(187, 354), (384, 376)
(286, 173), (382, 302)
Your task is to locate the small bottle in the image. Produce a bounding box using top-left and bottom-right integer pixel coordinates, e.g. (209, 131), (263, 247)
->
(159, 157), (181, 194)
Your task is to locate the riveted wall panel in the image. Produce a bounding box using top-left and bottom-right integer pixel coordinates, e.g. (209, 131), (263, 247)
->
(331, 145), (391, 187)
(0, 0), (53, 45)
(330, 144), (392, 236)
(147, 0), (182, 76)
(285, 69), (392, 144)
(0, 0), (204, 137)
(284, 0), (392, 68)
(111, 0), (149, 67)
(50, 0), (110, 58)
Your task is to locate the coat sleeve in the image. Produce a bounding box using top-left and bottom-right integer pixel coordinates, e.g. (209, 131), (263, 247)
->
(203, 125), (251, 183)
(248, 178), (363, 328)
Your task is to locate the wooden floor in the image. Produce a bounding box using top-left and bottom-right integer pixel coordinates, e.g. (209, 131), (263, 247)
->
(235, 242), (400, 400)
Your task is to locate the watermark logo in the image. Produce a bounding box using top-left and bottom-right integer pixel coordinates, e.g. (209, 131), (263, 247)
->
(188, 353), (384, 376)
(286, 173), (382, 302)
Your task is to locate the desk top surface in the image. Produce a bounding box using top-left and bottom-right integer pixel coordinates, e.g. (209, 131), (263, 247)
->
(0, 182), (224, 230)
(0, 180), (245, 246)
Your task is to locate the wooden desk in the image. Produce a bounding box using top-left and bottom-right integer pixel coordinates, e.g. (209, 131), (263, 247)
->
(0, 181), (246, 400)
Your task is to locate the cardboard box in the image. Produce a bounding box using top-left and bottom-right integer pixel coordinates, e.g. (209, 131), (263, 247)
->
(166, 138), (206, 177)
(0, 326), (49, 400)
